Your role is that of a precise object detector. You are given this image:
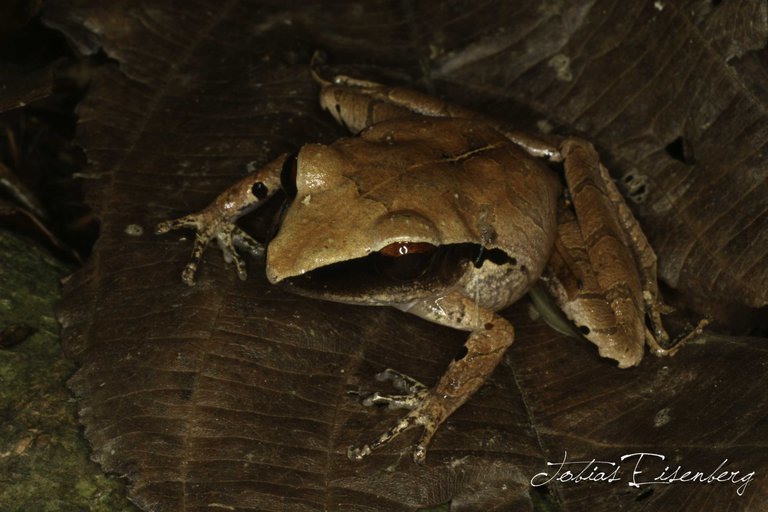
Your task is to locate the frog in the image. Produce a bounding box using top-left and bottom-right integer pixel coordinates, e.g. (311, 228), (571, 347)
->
(156, 70), (706, 464)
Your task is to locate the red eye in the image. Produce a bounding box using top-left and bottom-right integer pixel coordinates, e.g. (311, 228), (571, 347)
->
(379, 242), (436, 258)
(375, 242), (437, 281)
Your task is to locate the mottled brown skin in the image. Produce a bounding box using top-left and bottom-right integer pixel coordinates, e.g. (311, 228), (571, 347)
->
(156, 70), (703, 463)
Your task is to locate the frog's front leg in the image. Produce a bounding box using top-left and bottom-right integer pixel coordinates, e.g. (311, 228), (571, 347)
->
(348, 292), (514, 464)
(156, 153), (288, 285)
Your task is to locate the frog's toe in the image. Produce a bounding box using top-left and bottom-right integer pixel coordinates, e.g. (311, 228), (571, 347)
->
(362, 390), (427, 410)
(181, 261), (199, 286)
(348, 403), (442, 463)
(347, 409), (420, 461)
(362, 368), (428, 410)
(374, 368), (427, 395)
(412, 421), (440, 464)
(346, 443), (372, 461)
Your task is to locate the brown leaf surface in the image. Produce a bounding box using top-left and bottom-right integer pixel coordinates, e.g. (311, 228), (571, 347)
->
(44, 1), (768, 511)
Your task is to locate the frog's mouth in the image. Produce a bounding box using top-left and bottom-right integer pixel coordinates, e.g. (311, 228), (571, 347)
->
(279, 243), (500, 305)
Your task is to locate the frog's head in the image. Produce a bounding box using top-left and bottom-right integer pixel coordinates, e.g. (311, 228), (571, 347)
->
(263, 142), (483, 304)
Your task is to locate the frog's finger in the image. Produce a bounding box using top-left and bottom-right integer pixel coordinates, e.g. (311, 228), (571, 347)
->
(233, 227), (265, 258)
(181, 233), (211, 286)
(155, 214), (199, 234)
(215, 229), (248, 281)
(230, 249), (248, 281)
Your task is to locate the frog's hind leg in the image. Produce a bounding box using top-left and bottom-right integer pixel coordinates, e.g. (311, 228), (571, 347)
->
(315, 69), (568, 164)
(349, 292), (514, 463)
(315, 75), (483, 134)
(542, 202), (646, 367)
(555, 139), (657, 365)
(559, 139), (708, 357)
(561, 139), (679, 343)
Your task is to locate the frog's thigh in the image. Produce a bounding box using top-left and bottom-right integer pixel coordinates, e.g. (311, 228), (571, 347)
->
(545, 206), (646, 366)
(561, 138), (659, 287)
(320, 76), (477, 132)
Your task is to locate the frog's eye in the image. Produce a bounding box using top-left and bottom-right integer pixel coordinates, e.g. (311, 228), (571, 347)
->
(378, 242), (435, 257)
(280, 151), (299, 198)
(375, 241), (437, 281)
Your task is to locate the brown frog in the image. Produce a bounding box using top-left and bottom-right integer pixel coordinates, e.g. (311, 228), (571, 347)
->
(156, 72), (705, 463)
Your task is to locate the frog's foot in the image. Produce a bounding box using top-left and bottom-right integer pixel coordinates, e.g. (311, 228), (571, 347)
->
(348, 390), (448, 464)
(349, 369), (447, 464)
(647, 317), (710, 357)
(156, 212), (264, 286)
